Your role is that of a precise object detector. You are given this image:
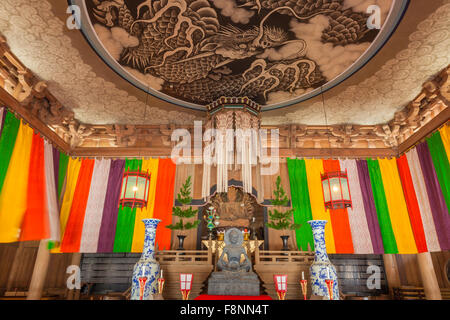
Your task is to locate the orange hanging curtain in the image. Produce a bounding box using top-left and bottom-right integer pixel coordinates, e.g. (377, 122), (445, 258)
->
(153, 159), (177, 251)
(322, 160), (354, 253)
(60, 159), (95, 252)
(20, 132), (49, 241)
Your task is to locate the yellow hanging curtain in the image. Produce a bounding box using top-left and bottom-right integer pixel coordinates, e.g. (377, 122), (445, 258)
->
(378, 158), (418, 254)
(131, 158), (159, 252)
(51, 157), (82, 253)
(439, 124), (450, 160)
(304, 159), (336, 253)
(0, 121), (34, 242)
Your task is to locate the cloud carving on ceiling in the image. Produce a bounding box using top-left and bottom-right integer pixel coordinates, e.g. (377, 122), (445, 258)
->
(0, 0), (200, 125)
(263, 0), (450, 126)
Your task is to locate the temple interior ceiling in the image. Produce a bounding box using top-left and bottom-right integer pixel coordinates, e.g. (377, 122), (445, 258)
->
(0, 0), (448, 126)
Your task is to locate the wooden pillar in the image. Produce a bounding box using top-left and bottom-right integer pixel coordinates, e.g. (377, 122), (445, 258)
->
(417, 252), (442, 300)
(27, 241), (50, 300)
(383, 254), (401, 298)
(6, 242), (25, 292)
(66, 253), (82, 300)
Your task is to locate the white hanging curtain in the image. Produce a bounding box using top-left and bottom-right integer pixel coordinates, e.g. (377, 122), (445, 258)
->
(201, 105), (262, 200)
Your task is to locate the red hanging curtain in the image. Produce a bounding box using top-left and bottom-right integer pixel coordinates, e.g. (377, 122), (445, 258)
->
(60, 159), (95, 252)
(396, 155), (428, 253)
(153, 159), (177, 251)
(322, 160), (354, 253)
(20, 132), (49, 241)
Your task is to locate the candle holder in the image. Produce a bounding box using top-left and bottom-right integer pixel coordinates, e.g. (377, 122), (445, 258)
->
(138, 277), (148, 300)
(158, 278), (165, 295)
(325, 279), (334, 300)
(300, 279), (308, 300)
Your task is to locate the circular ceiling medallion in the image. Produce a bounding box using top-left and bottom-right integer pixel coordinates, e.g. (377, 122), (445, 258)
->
(72, 0), (408, 110)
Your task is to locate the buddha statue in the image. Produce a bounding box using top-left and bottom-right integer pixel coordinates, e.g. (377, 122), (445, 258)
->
(207, 228), (260, 296)
(217, 228), (252, 272)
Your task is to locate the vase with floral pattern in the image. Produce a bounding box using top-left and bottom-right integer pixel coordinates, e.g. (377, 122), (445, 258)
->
(308, 220), (339, 300)
(131, 218), (161, 300)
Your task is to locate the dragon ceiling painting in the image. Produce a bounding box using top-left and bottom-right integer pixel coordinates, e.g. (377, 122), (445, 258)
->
(72, 0), (407, 110)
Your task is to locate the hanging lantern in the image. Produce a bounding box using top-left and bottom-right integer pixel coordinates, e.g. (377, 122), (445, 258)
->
(119, 168), (151, 209)
(321, 169), (352, 210)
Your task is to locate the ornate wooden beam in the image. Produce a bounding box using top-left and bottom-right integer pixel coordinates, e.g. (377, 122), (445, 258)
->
(0, 86), (70, 153)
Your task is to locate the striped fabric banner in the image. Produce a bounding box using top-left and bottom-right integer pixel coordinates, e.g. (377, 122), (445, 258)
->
(287, 145), (449, 254)
(131, 158), (159, 253)
(416, 143), (450, 251)
(396, 155), (428, 253)
(304, 159), (336, 253)
(97, 159), (125, 252)
(427, 131), (450, 211)
(405, 148), (441, 252)
(378, 158), (417, 253)
(0, 120), (34, 242)
(439, 124), (450, 158)
(287, 158), (314, 251)
(60, 159), (95, 252)
(0, 111), (20, 194)
(340, 160), (374, 254)
(323, 160), (354, 254)
(79, 159), (111, 252)
(44, 141), (61, 242)
(153, 158), (177, 251)
(0, 108), (447, 254)
(113, 159), (142, 252)
(20, 131), (49, 241)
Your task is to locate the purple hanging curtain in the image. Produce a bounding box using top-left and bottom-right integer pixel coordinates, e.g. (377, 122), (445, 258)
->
(52, 146), (59, 197)
(356, 160), (385, 254)
(0, 107), (6, 138)
(416, 142), (450, 251)
(97, 159), (125, 252)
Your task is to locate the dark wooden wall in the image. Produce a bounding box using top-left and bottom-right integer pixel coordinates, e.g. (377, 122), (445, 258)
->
(330, 254), (388, 296)
(80, 253), (140, 294)
(395, 252), (450, 288)
(0, 242), (74, 295)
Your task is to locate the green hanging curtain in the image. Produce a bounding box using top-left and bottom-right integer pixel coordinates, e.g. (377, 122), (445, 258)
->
(366, 159), (398, 254)
(113, 158), (142, 252)
(58, 151), (69, 200)
(427, 132), (450, 213)
(0, 111), (20, 194)
(287, 158), (314, 251)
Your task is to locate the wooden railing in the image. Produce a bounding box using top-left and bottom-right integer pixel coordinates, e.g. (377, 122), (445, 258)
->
(393, 286), (450, 300)
(156, 250), (212, 265)
(255, 248), (315, 264)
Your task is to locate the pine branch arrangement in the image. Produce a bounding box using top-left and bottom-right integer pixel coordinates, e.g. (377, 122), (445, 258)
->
(166, 176), (200, 231)
(266, 176), (301, 231)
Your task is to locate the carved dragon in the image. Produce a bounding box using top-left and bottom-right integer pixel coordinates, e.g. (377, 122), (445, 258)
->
(89, 0), (375, 104)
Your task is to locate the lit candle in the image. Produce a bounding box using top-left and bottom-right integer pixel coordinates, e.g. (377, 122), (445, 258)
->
(160, 269), (163, 279)
(327, 268), (330, 279)
(302, 271), (304, 280)
(142, 266), (146, 276)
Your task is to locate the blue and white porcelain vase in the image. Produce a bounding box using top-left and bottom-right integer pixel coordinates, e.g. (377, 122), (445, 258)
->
(131, 218), (161, 300)
(308, 220), (339, 300)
